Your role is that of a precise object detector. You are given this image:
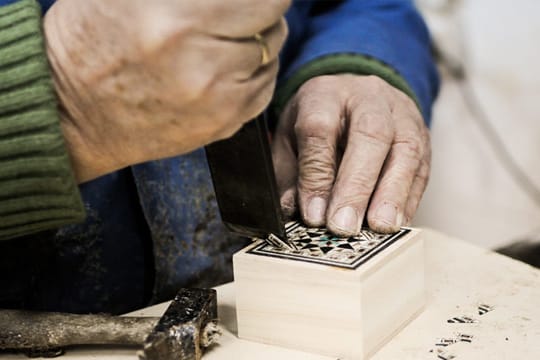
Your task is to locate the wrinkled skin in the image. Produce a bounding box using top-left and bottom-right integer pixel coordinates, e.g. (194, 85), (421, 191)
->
(43, 0), (429, 235)
(44, 0), (290, 183)
(272, 74), (431, 235)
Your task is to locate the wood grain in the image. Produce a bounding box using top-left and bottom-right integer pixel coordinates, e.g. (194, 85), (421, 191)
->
(233, 228), (424, 359)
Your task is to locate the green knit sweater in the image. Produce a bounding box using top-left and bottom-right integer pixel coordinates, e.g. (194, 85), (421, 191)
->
(0, 0), (84, 240)
(0, 0), (419, 241)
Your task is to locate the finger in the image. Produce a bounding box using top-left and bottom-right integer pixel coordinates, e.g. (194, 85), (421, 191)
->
(366, 89), (428, 232)
(211, 59), (279, 140)
(294, 83), (343, 227)
(241, 58), (280, 118)
(200, 0), (292, 38)
(366, 129), (424, 233)
(201, 18), (287, 81)
(403, 143), (431, 225)
(327, 100), (394, 236)
(272, 101), (299, 218)
(219, 18), (287, 79)
(254, 18), (288, 67)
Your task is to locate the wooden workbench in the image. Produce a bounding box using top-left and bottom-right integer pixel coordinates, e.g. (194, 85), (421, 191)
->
(2, 229), (540, 359)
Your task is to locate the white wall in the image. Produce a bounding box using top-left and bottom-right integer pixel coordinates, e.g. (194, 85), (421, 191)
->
(414, 0), (540, 248)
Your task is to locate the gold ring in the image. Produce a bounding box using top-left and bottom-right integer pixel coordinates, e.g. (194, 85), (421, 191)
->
(254, 33), (270, 66)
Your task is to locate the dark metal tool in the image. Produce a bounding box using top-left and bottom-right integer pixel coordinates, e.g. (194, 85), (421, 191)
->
(0, 288), (219, 360)
(205, 114), (295, 249)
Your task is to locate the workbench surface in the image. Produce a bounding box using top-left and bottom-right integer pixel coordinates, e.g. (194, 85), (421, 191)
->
(2, 229), (540, 360)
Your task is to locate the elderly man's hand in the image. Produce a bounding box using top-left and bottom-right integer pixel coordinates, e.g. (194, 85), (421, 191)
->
(272, 74), (431, 235)
(44, 0), (290, 183)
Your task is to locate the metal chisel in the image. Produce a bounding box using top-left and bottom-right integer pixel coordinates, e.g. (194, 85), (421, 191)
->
(205, 114), (295, 249)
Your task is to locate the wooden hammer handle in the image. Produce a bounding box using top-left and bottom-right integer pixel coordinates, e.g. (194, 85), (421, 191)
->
(0, 310), (158, 351)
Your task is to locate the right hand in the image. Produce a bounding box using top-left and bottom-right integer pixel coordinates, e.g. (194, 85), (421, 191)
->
(44, 0), (290, 182)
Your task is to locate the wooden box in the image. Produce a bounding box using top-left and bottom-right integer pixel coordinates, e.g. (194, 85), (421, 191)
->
(233, 222), (425, 359)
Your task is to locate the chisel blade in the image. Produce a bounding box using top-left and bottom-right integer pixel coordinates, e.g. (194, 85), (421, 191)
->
(205, 114), (286, 241)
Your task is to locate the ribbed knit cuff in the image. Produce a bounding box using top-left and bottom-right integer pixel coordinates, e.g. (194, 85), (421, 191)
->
(272, 53), (421, 118)
(0, 0), (85, 240)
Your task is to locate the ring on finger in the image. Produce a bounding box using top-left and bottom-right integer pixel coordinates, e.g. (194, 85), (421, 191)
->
(254, 32), (270, 66)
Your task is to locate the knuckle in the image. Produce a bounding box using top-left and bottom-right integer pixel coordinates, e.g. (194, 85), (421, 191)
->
(362, 75), (388, 92)
(416, 159), (431, 183)
(298, 150), (335, 172)
(298, 152), (336, 191)
(351, 112), (394, 146)
(376, 177), (410, 203)
(423, 136), (432, 162)
(394, 87), (414, 104)
(294, 112), (338, 139)
(395, 94), (423, 121)
(184, 72), (217, 103)
(423, 127), (432, 148)
(298, 75), (334, 95)
(394, 128), (426, 162)
(221, 96), (242, 119)
(342, 172), (378, 201)
(333, 193), (369, 213)
(406, 99), (421, 116)
(299, 176), (334, 195)
(400, 137), (424, 162)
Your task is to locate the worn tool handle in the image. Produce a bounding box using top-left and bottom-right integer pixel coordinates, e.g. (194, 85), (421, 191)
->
(0, 310), (158, 351)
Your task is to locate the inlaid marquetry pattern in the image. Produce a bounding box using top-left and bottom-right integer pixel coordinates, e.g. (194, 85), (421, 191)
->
(248, 221), (410, 269)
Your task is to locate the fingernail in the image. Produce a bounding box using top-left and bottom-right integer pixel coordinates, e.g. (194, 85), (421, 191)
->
(375, 202), (399, 227)
(330, 206), (358, 233)
(305, 196), (326, 225)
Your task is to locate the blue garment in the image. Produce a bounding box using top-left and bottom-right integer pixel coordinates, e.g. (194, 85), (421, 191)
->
(0, 0), (439, 314)
(282, 1), (439, 123)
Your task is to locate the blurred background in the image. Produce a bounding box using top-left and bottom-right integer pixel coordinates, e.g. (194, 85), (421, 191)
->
(412, 0), (540, 252)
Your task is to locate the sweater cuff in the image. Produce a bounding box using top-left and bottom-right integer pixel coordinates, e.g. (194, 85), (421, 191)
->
(272, 53), (421, 118)
(0, 0), (85, 240)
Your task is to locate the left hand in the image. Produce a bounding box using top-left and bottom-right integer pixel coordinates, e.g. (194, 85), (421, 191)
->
(272, 74), (431, 235)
